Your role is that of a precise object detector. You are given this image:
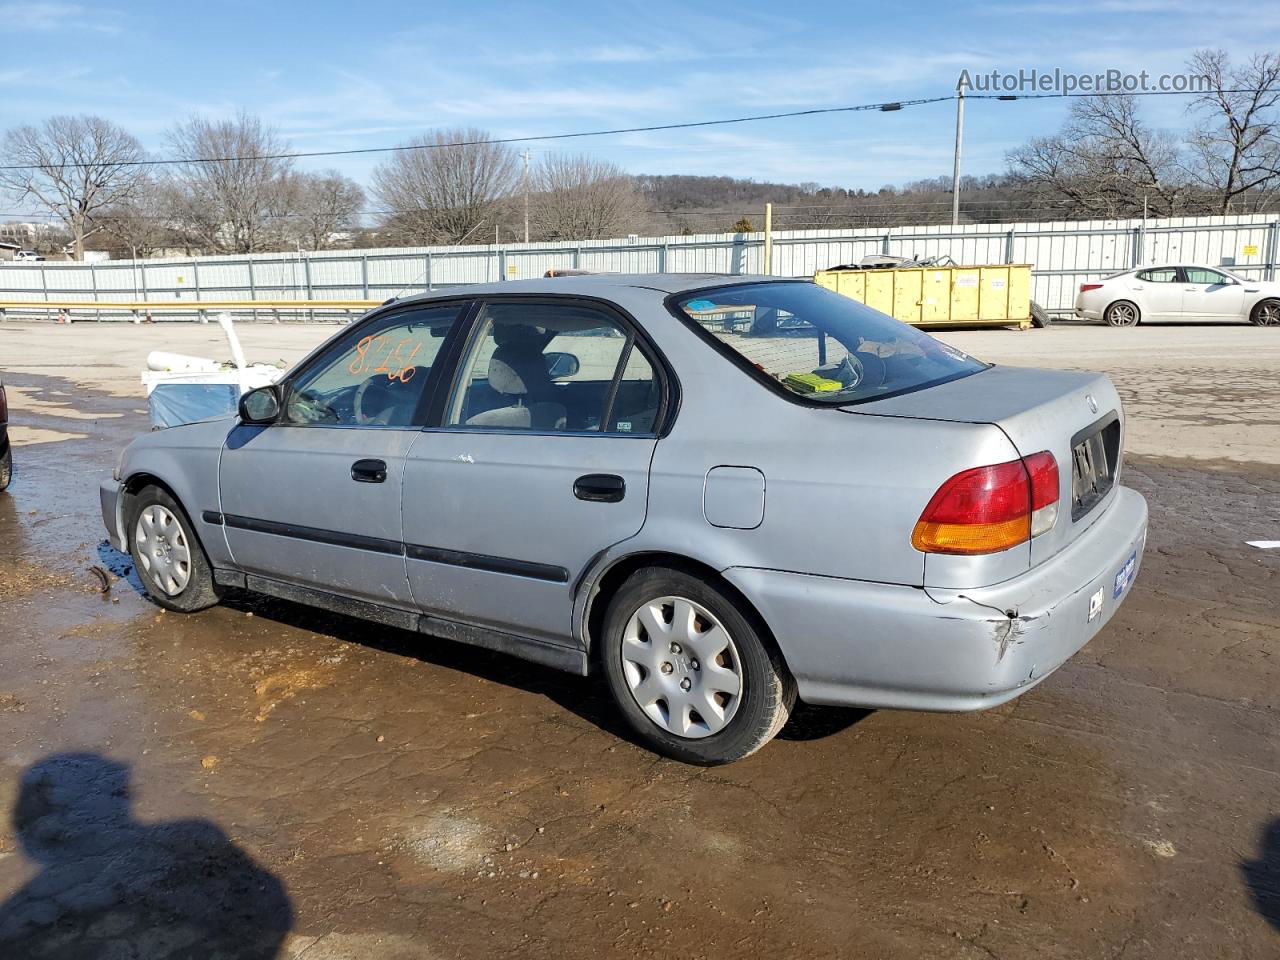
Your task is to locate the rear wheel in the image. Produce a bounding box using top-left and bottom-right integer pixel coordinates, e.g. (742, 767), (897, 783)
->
(0, 444), (11, 492)
(600, 567), (795, 765)
(1250, 298), (1280, 326)
(1105, 300), (1140, 327)
(127, 485), (220, 612)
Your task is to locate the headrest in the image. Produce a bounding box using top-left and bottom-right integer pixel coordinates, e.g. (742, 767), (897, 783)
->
(487, 344), (547, 396)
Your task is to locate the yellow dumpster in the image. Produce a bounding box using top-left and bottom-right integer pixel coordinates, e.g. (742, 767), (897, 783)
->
(815, 264), (1033, 329)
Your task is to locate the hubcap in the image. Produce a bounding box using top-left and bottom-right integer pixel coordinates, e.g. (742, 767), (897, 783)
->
(134, 504), (192, 596)
(1111, 304), (1137, 326)
(621, 596), (743, 739)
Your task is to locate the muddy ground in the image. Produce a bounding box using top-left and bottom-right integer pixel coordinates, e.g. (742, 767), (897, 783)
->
(0, 320), (1277, 958)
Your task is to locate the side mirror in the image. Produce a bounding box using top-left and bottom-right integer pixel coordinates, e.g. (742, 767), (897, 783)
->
(545, 351), (581, 379)
(239, 385), (281, 424)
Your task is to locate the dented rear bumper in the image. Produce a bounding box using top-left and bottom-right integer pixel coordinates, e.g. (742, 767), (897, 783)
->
(724, 486), (1148, 712)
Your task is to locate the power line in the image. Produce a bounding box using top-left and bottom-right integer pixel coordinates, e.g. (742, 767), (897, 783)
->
(0, 96), (952, 172)
(1, 86), (1265, 173)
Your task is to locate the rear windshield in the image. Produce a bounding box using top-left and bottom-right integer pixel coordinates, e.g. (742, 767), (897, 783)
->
(673, 282), (987, 404)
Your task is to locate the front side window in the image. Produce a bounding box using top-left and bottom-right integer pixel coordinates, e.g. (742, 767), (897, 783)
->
(673, 282), (986, 405)
(1137, 268), (1178, 283)
(1184, 267), (1231, 285)
(285, 303), (464, 426)
(446, 301), (661, 433)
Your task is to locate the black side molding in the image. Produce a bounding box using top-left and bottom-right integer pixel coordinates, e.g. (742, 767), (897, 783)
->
(405, 544), (569, 583)
(202, 511), (225, 525)
(222, 514), (403, 556)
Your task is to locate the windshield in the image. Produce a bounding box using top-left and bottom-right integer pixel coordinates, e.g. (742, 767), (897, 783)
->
(674, 282), (988, 405)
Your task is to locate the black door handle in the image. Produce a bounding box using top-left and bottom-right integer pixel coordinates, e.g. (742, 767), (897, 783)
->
(574, 473), (625, 503)
(352, 458), (388, 483)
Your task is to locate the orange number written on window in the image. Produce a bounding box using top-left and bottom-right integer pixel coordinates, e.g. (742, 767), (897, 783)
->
(347, 334), (425, 383)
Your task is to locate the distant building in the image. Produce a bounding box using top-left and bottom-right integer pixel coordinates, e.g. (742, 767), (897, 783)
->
(0, 241), (20, 261)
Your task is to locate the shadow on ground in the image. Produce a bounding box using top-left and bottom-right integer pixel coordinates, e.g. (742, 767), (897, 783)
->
(0, 753), (292, 959)
(1242, 817), (1280, 932)
(216, 589), (868, 751)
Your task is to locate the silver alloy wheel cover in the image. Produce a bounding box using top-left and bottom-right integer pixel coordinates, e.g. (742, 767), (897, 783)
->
(1110, 303), (1137, 325)
(134, 504), (192, 596)
(1258, 302), (1280, 325)
(621, 595), (743, 739)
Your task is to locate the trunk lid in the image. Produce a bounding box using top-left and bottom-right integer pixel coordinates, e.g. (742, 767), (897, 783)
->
(846, 365), (1124, 571)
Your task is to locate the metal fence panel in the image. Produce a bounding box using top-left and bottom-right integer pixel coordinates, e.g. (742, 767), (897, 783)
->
(3, 213), (1278, 320)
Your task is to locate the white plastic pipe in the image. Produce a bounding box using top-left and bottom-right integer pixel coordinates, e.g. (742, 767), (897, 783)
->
(216, 312), (248, 371)
(146, 351), (221, 373)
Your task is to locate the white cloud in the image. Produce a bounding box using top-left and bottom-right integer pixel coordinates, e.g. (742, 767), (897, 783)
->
(0, 2), (121, 33)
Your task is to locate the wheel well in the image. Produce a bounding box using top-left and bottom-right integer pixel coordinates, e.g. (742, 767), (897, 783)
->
(119, 474), (186, 543)
(582, 552), (785, 671)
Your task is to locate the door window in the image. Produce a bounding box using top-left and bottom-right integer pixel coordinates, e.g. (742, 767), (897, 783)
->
(1183, 267), (1231, 285)
(445, 302), (662, 434)
(1136, 268), (1178, 283)
(284, 304), (464, 426)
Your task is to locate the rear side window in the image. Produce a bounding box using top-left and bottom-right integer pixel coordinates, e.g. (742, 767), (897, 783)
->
(673, 282), (986, 405)
(446, 301), (661, 434)
(1136, 268), (1178, 283)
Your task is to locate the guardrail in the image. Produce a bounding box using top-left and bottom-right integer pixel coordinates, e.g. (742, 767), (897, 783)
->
(0, 299), (382, 323)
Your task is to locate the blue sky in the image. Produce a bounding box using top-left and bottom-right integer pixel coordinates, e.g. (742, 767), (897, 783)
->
(1, 0), (1277, 197)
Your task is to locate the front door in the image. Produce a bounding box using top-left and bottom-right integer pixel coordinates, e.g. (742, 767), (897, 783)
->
(218, 302), (468, 606)
(1181, 266), (1245, 320)
(402, 299), (669, 644)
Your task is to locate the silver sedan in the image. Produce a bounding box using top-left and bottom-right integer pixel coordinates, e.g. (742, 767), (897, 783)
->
(102, 275), (1148, 764)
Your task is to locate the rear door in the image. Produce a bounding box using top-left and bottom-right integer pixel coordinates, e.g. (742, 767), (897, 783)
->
(1181, 267), (1245, 321)
(218, 301), (469, 606)
(402, 297), (670, 644)
(1131, 266), (1183, 319)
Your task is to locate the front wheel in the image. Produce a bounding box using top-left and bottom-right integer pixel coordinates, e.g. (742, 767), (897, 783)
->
(1250, 299), (1280, 326)
(127, 485), (220, 613)
(600, 567), (795, 765)
(1105, 300), (1141, 327)
(0, 444), (11, 492)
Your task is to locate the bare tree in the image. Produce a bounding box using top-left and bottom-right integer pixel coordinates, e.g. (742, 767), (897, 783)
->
(165, 112), (296, 253)
(371, 128), (517, 244)
(287, 171), (365, 250)
(530, 154), (644, 240)
(95, 176), (177, 259)
(1186, 49), (1280, 213)
(1006, 95), (1184, 217)
(0, 115), (146, 259)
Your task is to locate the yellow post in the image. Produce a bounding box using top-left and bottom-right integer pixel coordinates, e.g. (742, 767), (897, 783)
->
(763, 203), (773, 276)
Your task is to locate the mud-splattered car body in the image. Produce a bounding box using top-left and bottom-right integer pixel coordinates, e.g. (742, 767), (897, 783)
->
(100, 275), (1148, 760)
(1, 382), (11, 492)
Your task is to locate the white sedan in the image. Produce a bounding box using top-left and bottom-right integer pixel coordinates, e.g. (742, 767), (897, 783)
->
(1075, 264), (1280, 327)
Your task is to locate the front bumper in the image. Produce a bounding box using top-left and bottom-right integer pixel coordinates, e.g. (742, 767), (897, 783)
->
(100, 479), (126, 553)
(725, 485), (1148, 712)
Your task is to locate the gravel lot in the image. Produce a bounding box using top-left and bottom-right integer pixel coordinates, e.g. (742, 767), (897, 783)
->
(1, 318), (1277, 958)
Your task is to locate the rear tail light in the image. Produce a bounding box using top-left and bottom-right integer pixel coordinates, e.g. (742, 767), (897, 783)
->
(1079, 283), (1103, 293)
(911, 452), (1060, 555)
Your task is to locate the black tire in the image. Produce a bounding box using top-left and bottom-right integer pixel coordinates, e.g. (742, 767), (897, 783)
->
(1249, 298), (1280, 326)
(600, 567), (796, 765)
(126, 484), (220, 613)
(0, 444), (11, 492)
(1029, 301), (1052, 328)
(1105, 300), (1141, 327)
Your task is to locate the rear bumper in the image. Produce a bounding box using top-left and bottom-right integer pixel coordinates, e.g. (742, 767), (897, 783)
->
(725, 485), (1148, 711)
(1074, 303), (1103, 321)
(100, 479), (126, 553)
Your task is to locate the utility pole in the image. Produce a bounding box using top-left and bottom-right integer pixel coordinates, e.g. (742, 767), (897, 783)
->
(763, 202), (773, 275)
(951, 83), (965, 227)
(522, 149), (531, 243)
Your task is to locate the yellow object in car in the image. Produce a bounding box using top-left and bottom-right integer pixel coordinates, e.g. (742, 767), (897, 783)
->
(784, 372), (842, 394)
